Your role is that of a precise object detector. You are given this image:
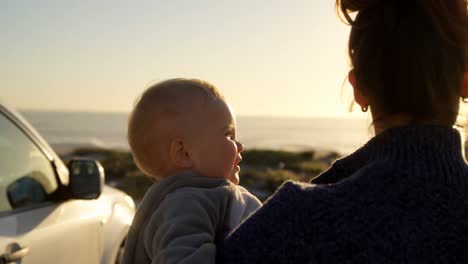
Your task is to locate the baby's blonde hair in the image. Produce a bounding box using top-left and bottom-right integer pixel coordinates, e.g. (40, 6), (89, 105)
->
(127, 78), (225, 178)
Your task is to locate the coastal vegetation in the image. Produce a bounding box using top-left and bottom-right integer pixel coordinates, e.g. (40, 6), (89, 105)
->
(64, 142), (468, 202)
(64, 148), (341, 201)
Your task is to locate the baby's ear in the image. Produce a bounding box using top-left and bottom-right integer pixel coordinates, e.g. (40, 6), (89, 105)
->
(169, 138), (193, 168)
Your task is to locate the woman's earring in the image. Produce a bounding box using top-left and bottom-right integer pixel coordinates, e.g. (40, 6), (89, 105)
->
(361, 105), (368, 112)
(463, 97), (468, 103)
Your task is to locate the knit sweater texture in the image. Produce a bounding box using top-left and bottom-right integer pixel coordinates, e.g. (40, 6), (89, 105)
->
(217, 125), (468, 264)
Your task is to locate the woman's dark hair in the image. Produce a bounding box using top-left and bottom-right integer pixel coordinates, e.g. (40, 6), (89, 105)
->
(337, 0), (468, 125)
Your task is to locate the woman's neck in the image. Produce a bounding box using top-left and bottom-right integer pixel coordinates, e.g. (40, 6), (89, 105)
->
(372, 113), (421, 135)
(372, 112), (453, 135)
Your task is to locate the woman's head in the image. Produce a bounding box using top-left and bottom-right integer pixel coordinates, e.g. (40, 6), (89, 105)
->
(338, 0), (468, 127)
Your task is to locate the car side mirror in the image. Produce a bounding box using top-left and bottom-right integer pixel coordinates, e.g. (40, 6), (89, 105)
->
(68, 159), (105, 199)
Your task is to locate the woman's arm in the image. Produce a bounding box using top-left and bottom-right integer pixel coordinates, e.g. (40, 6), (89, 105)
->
(217, 181), (330, 263)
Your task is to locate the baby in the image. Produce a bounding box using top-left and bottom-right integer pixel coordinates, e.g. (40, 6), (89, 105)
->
(122, 78), (261, 264)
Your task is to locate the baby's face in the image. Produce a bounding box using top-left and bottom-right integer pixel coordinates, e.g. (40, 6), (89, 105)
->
(187, 99), (244, 184)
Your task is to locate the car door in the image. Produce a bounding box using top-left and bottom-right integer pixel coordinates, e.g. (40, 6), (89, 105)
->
(0, 111), (103, 264)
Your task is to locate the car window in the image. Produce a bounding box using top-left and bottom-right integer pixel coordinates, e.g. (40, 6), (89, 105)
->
(0, 112), (58, 213)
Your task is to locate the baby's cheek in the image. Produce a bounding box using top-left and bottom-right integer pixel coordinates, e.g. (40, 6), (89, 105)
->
(229, 142), (239, 160)
(221, 144), (237, 172)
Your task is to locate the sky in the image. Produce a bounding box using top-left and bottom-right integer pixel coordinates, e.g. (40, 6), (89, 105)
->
(1, 0), (360, 117)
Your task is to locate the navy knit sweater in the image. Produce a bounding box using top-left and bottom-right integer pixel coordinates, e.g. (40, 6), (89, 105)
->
(217, 125), (468, 263)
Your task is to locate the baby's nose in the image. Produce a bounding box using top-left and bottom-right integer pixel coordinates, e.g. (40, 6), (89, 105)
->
(236, 141), (244, 152)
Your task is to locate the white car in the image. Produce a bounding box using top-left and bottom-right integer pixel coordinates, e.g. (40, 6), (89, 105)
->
(0, 103), (135, 264)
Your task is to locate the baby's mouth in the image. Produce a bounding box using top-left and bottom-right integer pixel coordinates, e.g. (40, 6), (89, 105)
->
(235, 156), (242, 166)
(232, 156), (242, 173)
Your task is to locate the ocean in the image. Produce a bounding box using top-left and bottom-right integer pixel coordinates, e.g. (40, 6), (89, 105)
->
(21, 111), (373, 155)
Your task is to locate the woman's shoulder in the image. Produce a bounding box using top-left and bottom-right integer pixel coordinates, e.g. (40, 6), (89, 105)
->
(273, 180), (336, 199)
(218, 181), (344, 262)
(265, 175), (380, 215)
(261, 181), (340, 216)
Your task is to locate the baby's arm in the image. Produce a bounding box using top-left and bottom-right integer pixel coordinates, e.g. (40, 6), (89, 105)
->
(144, 190), (227, 264)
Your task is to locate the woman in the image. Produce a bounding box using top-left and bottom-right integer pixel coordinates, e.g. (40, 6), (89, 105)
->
(217, 0), (468, 263)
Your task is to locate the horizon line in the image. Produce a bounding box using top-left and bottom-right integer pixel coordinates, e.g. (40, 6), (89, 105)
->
(19, 108), (368, 119)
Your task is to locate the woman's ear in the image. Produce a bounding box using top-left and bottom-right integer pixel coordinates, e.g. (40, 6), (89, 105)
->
(169, 138), (193, 168)
(461, 66), (468, 99)
(349, 70), (369, 108)
(348, 69), (357, 88)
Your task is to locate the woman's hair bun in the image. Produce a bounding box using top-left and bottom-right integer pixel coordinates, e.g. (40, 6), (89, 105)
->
(338, 0), (377, 13)
(337, 0), (381, 24)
